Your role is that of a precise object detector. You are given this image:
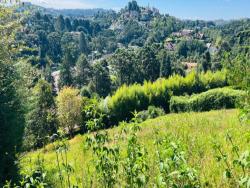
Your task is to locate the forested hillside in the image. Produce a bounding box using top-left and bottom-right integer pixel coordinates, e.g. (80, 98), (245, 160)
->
(0, 0), (249, 187)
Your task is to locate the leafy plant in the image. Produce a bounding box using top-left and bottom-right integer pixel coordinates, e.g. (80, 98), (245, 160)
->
(51, 132), (75, 188)
(213, 131), (250, 187)
(154, 131), (201, 188)
(85, 130), (120, 187)
(137, 106), (165, 122)
(82, 97), (106, 132)
(123, 113), (149, 187)
(5, 156), (50, 188)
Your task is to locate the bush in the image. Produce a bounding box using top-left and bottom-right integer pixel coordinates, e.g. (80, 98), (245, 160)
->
(108, 71), (228, 124)
(81, 97), (107, 131)
(137, 106), (165, 122)
(108, 84), (149, 123)
(80, 86), (91, 98)
(170, 88), (246, 113)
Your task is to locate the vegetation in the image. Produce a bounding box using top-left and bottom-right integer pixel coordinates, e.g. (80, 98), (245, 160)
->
(19, 110), (250, 187)
(0, 0), (250, 186)
(57, 87), (82, 137)
(170, 88), (245, 113)
(0, 5), (25, 186)
(108, 71), (227, 123)
(25, 79), (57, 149)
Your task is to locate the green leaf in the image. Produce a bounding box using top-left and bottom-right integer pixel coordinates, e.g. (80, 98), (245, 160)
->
(223, 169), (232, 179)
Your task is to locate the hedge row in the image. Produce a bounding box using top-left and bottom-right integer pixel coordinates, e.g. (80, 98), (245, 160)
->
(107, 71), (228, 123)
(170, 88), (245, 113)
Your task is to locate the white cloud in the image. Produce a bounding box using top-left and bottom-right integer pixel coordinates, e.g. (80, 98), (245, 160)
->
(24, 0), (97, 9)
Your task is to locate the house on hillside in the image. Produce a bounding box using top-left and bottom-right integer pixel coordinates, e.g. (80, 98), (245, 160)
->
(181, 29), (194, 36)
(172, 29), (195, 39)
(172, 32), (182, 37)
(195, 32), (205, 40)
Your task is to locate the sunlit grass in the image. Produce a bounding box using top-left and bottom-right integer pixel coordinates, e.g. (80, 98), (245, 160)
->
(20, 109), (250, 187)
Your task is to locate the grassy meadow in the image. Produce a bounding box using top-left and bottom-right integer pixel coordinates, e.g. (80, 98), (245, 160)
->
(20, 109), (250, 187)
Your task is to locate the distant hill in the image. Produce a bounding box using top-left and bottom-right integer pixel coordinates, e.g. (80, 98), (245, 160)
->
(17, 2), (114, 17)
(45, 8), (115, 18)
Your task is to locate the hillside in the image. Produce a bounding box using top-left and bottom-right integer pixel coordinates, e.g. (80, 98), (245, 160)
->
(20, 109), (250, 187)
(1, 1), (250, 187)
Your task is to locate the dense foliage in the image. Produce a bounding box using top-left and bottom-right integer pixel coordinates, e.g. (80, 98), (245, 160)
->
(25, 79), (57, 149)
(1, 0), (250, 186)
(108, 71), (227, 123)
(170, 88), (245, 113)
(0, 5), (25, 186)
(0, 60), (25, 185)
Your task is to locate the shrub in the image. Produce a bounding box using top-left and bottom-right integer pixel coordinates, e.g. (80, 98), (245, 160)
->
(199, 70), (227, 90)
(108, 71), (228, 124)
(108, 84), (149, 123)
(170, 88), (245, 113)
(81, 97), (107, 132)
(137, 106), (165, 122)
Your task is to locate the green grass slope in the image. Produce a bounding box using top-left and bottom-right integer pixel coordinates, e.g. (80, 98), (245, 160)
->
(20, 109), (250, 187)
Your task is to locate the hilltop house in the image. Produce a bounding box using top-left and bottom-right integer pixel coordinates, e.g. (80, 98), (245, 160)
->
(172, 29), (205, 40)
(172, 29), (194, 39)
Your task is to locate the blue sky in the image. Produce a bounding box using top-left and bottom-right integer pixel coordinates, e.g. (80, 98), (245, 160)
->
(26, 0), (250, 20)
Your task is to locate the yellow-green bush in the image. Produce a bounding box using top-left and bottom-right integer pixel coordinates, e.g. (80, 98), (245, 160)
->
(108, 71), (228, 123)
(170, 88), (245, 113)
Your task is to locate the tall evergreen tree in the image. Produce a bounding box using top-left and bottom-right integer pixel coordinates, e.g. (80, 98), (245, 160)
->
(65, 17), (72, 32)
(59, 51), (73, 89)
(138, 46), (160, 82)
(55, 15), (65, 32)
(79, 32), (88, 54)
(72, 19), (79, 31)
(92, 60), (112, 97)
(109, 48), (138, 87)
(75, 54), (92, 88)
(47, 32), (62, 64)
(25, 79), (57, 149)
(200, 51), (211, 72)
(0, 6), (24, 185)
(157, 50), (172, 78)
(0, 60), (25, 185)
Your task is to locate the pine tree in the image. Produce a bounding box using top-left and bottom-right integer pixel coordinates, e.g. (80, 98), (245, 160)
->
(25, 79), (57, 149)
(75, 54), (92, 88)
(0, 60), (25, 185)
(65, 17), (72, 32)
(92, 60), (112, 97)
(55, 15), (65, 32)
(138, 46), (160, 82)
(72, 19), (79, 31)
(0, 6), (24, 185)
(157, 50), (172, 78)
(79, 32), (88, 54)
(59, 52), (73, 89)
(200, 51), (211, 72)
